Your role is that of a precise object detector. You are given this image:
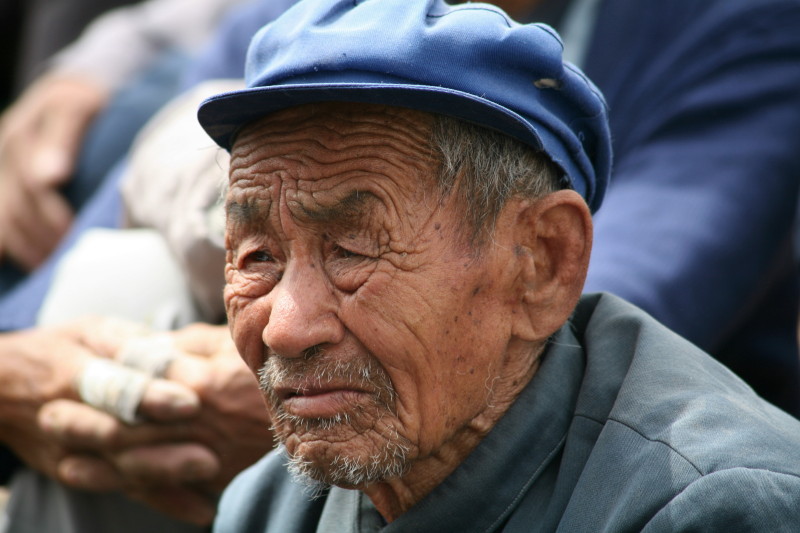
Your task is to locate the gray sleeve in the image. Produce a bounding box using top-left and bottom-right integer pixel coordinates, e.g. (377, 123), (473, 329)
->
(49, 0), (248, 91)
(643, 468), (800, 533)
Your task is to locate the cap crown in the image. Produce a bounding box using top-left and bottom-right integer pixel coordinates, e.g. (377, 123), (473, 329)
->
(198, 0), (612, 212)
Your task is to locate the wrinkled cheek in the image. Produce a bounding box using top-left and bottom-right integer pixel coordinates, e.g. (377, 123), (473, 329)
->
(223, 284), (265, 371)
(223, 267), (265, 318)
(223, 284), (248, 323)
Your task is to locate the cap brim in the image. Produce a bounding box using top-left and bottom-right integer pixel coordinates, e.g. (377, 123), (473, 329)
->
(198, 83), (547, 152)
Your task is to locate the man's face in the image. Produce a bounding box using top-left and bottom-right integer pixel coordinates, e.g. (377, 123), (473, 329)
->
(224, 103), (524, 488)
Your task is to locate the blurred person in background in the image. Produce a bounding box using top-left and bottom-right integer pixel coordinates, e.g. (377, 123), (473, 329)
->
(0, 0), (139, 107)
(0, 0), (249, 293)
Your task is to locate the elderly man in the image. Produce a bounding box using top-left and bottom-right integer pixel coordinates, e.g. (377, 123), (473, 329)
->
(198, 0), (800, 531)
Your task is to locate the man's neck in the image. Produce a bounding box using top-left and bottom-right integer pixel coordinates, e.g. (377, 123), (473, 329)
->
(360, 340), (546, 522)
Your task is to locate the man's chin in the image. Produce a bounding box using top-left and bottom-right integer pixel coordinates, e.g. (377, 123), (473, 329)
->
(279, 431), (412, 490)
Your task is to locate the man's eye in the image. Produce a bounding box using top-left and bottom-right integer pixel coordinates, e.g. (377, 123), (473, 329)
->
(246, 250), (274, 263)
(333, 245), (372, 259)
(333, 244), (365, 260)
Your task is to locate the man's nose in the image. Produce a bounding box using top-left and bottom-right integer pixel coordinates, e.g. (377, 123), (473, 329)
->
(262, 262), (344, 358)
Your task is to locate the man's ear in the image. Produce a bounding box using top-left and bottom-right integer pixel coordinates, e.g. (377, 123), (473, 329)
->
(506, 190), (593, 342)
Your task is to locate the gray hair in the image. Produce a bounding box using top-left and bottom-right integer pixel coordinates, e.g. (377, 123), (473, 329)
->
(430, 114), (566, 239)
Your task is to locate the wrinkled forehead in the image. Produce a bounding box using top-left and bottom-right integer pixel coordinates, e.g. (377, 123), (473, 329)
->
(230, 101), (436, 160)
(226, 102), (442, 221)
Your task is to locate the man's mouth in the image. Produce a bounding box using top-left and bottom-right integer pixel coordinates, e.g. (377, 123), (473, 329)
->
(275, 385), (370, 419)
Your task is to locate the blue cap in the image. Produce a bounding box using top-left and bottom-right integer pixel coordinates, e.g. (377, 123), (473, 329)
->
(198, 0), (611, 213)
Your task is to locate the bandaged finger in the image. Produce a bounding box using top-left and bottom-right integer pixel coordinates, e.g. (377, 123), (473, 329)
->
(77, 359), (151, 424)
(117, 335), (177, 377)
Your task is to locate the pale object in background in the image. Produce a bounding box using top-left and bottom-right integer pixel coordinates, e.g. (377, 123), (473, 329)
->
(36, 227), (200, 330)
(121, 79), (242, 323)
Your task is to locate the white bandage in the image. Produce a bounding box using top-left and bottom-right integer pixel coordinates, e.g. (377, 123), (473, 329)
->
(117, 335), (176, 378)
(77, 359), (151, 424)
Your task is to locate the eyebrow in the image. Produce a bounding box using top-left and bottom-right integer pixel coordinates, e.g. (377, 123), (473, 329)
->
(295, 190), (380, 224)
(225, 190), (380, 228)
(226, 200), (268, 227)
